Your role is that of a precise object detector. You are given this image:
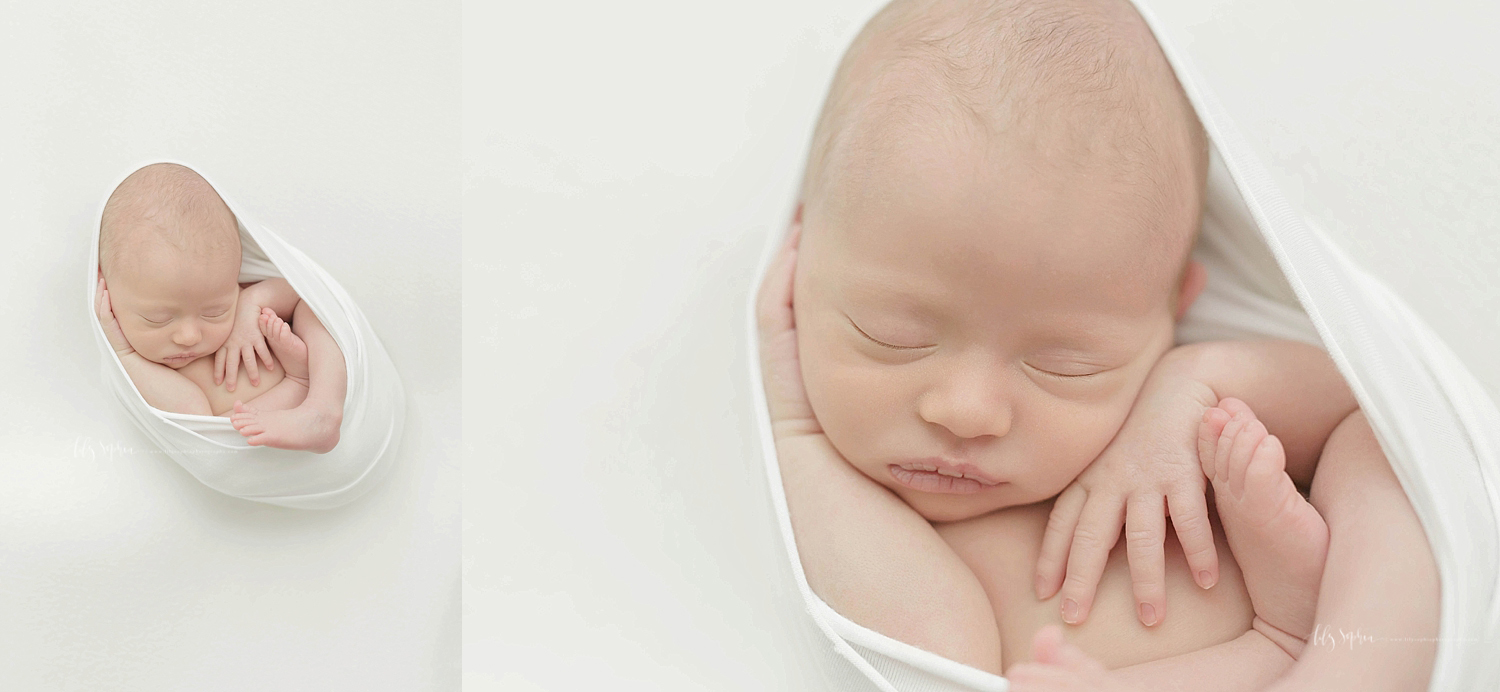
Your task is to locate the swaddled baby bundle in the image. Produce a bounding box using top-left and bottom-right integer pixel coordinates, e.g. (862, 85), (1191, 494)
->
(88, 161), (405, 510)
(745, 1), (1500, 690)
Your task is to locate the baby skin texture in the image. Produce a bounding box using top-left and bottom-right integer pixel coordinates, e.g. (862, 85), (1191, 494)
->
(762, 0), (1439, 689)
(95, 163), (346, 454)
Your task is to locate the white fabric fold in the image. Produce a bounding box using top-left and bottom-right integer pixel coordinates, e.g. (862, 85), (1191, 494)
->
(89, 161), (405, 510)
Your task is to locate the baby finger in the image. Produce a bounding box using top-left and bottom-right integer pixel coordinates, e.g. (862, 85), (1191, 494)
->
(256, 339), (275, 371)
(242, 345), (260, 386)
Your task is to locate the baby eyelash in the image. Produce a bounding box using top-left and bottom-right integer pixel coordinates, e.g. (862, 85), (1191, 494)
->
(1028, 363), (1104, 379)
(847, 317), (931, 351)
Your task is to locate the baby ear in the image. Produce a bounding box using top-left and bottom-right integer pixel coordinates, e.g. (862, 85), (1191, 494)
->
(1175, 260), (1207, 321)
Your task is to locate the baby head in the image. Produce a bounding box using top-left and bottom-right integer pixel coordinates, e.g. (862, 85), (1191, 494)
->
(793, 0), (1209, 522)
(99, 163), (243, 369)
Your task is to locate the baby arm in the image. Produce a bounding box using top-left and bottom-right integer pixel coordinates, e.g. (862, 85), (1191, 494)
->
(96, 275), (212, 415)
(217, 278), (303, 390)
(758, 228), (1003, 674)
(239, 278), (302, 319)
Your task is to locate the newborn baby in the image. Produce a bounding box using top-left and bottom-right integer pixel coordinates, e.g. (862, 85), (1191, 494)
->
(758, 0), (1437, 689)
(95, 163), (346, 454)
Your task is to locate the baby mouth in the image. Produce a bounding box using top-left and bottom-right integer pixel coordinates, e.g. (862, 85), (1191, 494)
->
(888, 461), (1002, 495)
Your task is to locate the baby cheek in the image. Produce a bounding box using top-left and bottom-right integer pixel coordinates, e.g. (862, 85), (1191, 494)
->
(208, 322), (236, 350)
(122, 322), (157, 347)
(1030, 400), (1124, 492)
(801, 345), (893, 453)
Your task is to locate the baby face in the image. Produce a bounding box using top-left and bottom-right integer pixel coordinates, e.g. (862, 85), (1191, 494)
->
(106, 240), (241, 369)
(795, 128), (1192, 523)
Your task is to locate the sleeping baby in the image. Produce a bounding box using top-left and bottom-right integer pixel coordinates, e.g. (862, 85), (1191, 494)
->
(94, 163), (346, 454)
(757, 0), (1437, 689)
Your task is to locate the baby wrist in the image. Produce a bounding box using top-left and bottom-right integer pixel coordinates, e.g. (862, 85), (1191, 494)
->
(1142, 347), (1221, 410)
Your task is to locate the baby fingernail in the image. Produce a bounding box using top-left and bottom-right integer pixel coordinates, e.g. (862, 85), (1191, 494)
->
(1198, 570), (1215, 589)
(1139, 603), (1157, 626)
(1062, 599), (1079, 623)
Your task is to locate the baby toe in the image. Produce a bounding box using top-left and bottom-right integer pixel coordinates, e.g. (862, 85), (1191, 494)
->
(1245, 435), (1286, 488)
(1217, 397), (1254, 419)
(1198, 408), (1231, 478)
(1201, 407), (1231, 437)
(1215, 417), (1249, 481)
(1228, 420), (1269, 498)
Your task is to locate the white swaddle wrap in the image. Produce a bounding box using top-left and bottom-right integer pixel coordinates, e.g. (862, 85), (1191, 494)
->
(88, 161), (405, 510)
(745, 2), (1500, 690)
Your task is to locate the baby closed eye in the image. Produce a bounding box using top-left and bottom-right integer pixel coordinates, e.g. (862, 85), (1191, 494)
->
(847, 316), (934, 351)
(139, 311), (230, 325)
(1024, 360), (1112, 379)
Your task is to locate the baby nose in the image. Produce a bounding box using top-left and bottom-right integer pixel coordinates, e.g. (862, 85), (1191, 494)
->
(918, 364), (1014, 440)
(172, 322), (202, 347)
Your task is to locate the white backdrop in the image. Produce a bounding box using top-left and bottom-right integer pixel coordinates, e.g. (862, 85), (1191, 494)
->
(472, 0), (1498, 690)
(0, 2), (460, 690)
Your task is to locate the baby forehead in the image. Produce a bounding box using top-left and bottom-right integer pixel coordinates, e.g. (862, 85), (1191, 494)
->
(825, 135), (1182, 253)
(831, 217), (1172, 291)
(811, 179), (1186, 311)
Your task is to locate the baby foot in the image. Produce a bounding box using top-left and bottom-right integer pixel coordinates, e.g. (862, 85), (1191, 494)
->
(259, 307), (310, 383)
(1198, 398), (1328, 650)
(230, 400), (342, 454)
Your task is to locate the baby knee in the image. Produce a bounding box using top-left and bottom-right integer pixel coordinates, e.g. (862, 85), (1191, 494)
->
(1309, 409), (1404, 515)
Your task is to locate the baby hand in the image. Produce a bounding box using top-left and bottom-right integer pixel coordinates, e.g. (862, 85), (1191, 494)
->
(1034, 367), (1221, 627)
(95, 274), (134, 357)
(757, 226), (818, 439)
(215, 301), (276, 391)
